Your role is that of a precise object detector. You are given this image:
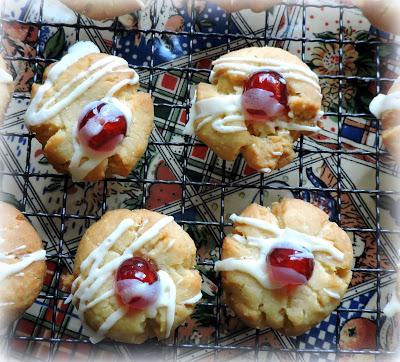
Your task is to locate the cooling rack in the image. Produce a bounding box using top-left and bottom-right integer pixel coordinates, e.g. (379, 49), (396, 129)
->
(0, 0), (400, 361)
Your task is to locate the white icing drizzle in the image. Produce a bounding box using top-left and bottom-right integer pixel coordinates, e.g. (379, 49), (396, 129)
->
(210, 56), (321, 96)
(152, 270), (176, 338)
(165, 239), (176, 252)
(70, 216), (180, 343)
(369, 91), (400, 119)
(25, 41), (140, 180)
(0, 68), (13, 84)
(85, 289), (114, 310)
(383, 288), (400, 318)
(181, 292), (203, 305)
(272, 151), (283, 156)
(0, 250), (46, 281)
(26, 41), (100, 126)
(0, 302), (15, 307)
(323, 288), (341, 299)
(26, 53), (138, 126)
(184, 94), (321, 136)
(97, 308), (126, 336)
(215, 214), (344, 290)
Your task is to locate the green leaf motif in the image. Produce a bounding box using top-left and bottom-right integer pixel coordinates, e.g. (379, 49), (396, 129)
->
(43, 28), (66, 59)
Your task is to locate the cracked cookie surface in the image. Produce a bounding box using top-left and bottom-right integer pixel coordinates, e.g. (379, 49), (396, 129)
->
(216, 199), (353, 336)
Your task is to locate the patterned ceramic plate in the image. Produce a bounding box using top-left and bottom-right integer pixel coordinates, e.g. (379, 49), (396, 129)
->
(0, 0), (399, 361)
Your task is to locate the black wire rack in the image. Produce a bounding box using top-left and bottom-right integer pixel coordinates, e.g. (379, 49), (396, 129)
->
(0, 0), (399, 361)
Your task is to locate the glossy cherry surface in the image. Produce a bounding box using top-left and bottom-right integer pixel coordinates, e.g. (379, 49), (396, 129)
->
(115, 257), (159, 310)
(77, 101), (127, 153)
(241, 71), (288, 121)
(266, 247), (314, 287)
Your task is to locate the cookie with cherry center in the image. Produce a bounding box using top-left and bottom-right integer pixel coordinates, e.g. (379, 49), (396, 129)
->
(215, 199), (353, 336)
(65, 208), (202, 344)
(25, 41), (154, 181)
(184, 46), (323, 173)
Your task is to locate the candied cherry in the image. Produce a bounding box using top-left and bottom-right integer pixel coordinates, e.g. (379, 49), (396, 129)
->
(242, 71), (288, 122)
(77, 101), (127, 153)
(266, 247), (314, 287)
(115, 257), (160, 310)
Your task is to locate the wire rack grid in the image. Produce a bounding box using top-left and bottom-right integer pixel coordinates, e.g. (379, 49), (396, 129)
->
(0, 0), (399, 361)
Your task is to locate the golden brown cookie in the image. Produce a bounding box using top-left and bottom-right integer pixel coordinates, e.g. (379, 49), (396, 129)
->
(68, 209), (202, 344)
(215, 199), (353, 336)
(209, 0), (282, 12)
(370, 78), (400, 163)
(0, 202), (46, 330)
(25, 41), (154, 181)
(59, 0), (146, 20)
(0, 54), (14, 124)
(185, 46), (322, 173)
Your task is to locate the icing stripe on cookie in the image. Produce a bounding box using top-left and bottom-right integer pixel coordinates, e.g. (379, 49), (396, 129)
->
(70, 216), (177, 343)
(0, 249), (46, 281)
(26, 55), (138, 126)
(210, 56), (321, 96)
(230, 214), (344, 260)
(323, 288), (341, 299)
(215, 213), (344, 289)
(181, 291), (203, 305)
(184, 95), (321, 135)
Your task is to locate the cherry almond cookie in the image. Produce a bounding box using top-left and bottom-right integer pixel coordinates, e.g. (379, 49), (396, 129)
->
(215, 199), (353, 336)
(66, 209), (202, 344)
(184, 46), (323, 173)
(25, 41), (154, 181)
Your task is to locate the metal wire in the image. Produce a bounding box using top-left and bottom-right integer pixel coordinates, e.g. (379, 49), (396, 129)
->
(1, 0), (399, 360)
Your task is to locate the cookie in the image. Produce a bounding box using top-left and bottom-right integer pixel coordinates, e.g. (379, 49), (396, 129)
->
(59, 0), (146, 20)
(215, 199), (353, 336)
(209, 0), (281, 12)
(25, 41), (154, 181)
(370, 78), (400, 163)
(354, 0), (400, 35)
(0, 202), (46, 330)
(0, 54), (14, 124)
(67, 209), (202, 344)
(184, 46), (322, 173)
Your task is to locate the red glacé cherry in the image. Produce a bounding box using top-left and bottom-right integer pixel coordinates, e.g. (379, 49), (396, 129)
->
(242, 71), (288, 121)
(267, 248), (314, 287)
(77, 101), (127, 153)
(115, 257), (159, 310)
